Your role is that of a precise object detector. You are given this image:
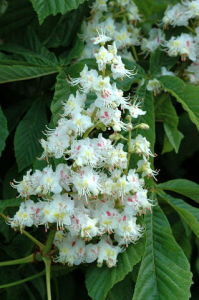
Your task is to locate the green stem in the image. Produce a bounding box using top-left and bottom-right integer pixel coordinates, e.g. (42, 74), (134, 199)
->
(0, 254), (34, 267)
(83, 122), (101, 138)
(43, 229), (56, 256)
(125, 117), (132, 174)
(186, 25), (195, 35)
(43, 258), (52, 300)
(22, 230), (45, 250)
(0, 270), (45, 289)
(132, 46), (139, 61)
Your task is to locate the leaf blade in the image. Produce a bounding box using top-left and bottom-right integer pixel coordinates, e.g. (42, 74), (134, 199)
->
(132, 206), (192, 300)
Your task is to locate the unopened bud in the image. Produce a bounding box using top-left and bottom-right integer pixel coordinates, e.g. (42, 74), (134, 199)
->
(126, 124), (133, 131)
(139, 123), (150, 130)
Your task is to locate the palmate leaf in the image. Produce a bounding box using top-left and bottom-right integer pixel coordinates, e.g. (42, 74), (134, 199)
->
(14, 99), (48, 171)
(159, 76), (199, 131)
(29, 0), (88, 24)
(132, 206), (192, 300)
(158, 179), (199, 204)
(158, 191), (199, 238)
(85, 238), (145, 300)
(0, 107), (9, 156)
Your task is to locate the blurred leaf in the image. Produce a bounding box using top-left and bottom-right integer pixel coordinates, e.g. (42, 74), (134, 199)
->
(134, 0), (180, 23)
(51, 70), (70, 124)
(158, 179), (199, 203)
(156, 94), (183, 153)
(85, 238), (145, 300)
(132, 206), (192, 300)
(0, 107), (9, 156)
(29, 0), (88, 24)
(107, 273), (134, 300)
(0, 198), (21, 212)
(158, 191), (199, 238)
(0, 0), (35, 38)
(159, 76), (199, 131)
(14, 99), (47, 171)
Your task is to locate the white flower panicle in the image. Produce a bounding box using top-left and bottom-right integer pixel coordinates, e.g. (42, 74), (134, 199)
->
(9, 1), (156, 268)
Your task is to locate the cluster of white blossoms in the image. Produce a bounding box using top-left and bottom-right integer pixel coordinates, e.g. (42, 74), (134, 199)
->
(10, 23), (155, 267)
(162, 1), (199, 28)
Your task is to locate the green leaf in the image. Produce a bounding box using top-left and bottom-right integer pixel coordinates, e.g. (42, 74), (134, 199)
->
(132, 206), (192, 300)
(156, 94), (183, 153)
(158, 191), (199, 238)
(85, 239), (145, 300)
(107, 273), (134, 300)
(29, 0), (88, 24)
(158, 179), (199, 203)
(0, 0), (35, 38)
(0, 198), (21, 213)
(162, 135), (174, 154)
(159, 76), (199, 131)
(0, 64), (58, 84)
(134, 0), (179, 23)
(0, 107), (9, 156)
(14, 99), (48, 171)
(51, 70), (71, 124)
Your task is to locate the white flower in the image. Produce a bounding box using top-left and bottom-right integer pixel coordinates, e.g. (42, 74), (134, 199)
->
(161, 67), (175, 76)
(41, 194), (74, 229)
(72, 167), (101, 197)
(11, 170), (35, 198)
(130, 134), (153, 157)
(183, 0), (199, 19)
(97, 237), (121, 267)
(62, 91), (86, 116)
(127, 169), (144, 192)
(137, 159), (158, 178)
(55, 236), (85, 266)
(92, 0), (108, 12)
(70, 138), (101, 167)
(186, 61), (199, 84)
(95, 204), (118, 233)
(91, 29), (112, 45)
(69, 65), (99, 93)
(85, 244), (98, 263)
(165, 34), (196, 61)
(126, 2), (141, 22)
(114, 26), (132, 49)
(94, 46), (114, 71)
(105, 143), (127, 169)
(9, 200), (40, 229)
(79, 215), (99, 239)
(111, 56), (135, 79)
(141, 28), (165, 53)
(71, 113), (93, 136)
(146, 79), (162, 95)
(128, 101), (146, 118)
(35, 166), (62, 195)
(97, 107), (126, 131)
(162, 3), (190, 27)
(115, 214), (142, 245)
